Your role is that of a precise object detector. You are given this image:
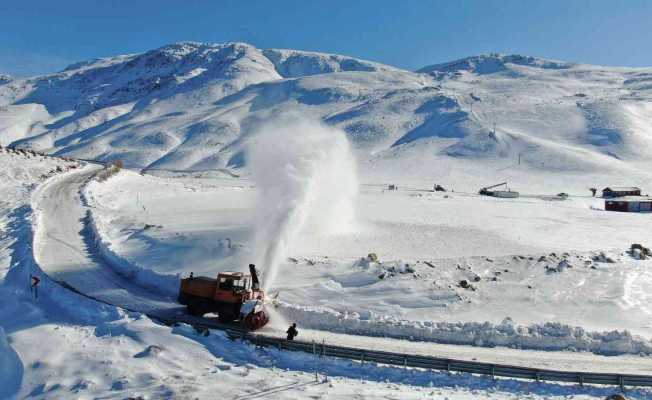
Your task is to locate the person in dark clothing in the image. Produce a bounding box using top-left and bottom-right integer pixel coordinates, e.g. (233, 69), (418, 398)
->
(286, 323), (298, 341)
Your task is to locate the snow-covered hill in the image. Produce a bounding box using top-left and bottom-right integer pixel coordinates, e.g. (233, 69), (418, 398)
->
(417, 53), (574, 75)
(1, 43), (652, 187)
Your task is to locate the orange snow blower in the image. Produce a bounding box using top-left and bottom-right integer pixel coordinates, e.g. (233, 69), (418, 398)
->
(178, 264), (269, 330)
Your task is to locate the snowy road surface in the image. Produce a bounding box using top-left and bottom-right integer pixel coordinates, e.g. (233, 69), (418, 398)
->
(32, 167), (652, 375)
(33, 166), (182, 317)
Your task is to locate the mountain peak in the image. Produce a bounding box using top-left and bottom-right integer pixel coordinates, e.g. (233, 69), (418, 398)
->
(418, 53), (574, 75)
(150, 41), (257, 57)
(262, 48), (397, 78)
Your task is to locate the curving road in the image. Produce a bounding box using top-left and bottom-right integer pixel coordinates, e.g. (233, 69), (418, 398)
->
(33, 166), (186, 320)
(32, 166), (652, 375)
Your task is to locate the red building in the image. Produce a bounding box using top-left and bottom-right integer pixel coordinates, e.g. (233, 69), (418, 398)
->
(605, 197), (652, 212)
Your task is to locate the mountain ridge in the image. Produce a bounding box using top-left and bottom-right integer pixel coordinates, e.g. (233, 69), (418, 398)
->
(1, 41), (651, 186)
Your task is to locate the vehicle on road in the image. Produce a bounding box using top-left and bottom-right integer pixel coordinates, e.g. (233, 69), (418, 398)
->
(178, 264), (269, 330)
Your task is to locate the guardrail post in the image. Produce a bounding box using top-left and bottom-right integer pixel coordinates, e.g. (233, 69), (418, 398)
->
(491, 366), (495, 380)
(361, 351), (365, 365)
(446, 360), (451, 372)
(578, 374), (583, 387)
(619, 375), (625, 391)
(404, 356), (407, 368)
(535, 372), (540, 383)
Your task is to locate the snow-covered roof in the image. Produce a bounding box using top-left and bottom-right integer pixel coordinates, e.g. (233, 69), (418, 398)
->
(602, 187), (641, 191)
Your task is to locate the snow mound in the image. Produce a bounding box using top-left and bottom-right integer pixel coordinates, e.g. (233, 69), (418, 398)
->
(276, 301), (652, 356)
(0, 327), (23, 399)
(83, 191), (181, 298)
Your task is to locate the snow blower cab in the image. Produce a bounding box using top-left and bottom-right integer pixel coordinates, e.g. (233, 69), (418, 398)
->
(178, 264), (269, 330)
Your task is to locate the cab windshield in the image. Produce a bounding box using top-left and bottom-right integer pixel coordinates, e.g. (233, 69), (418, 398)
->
(218, 277), (249, 291)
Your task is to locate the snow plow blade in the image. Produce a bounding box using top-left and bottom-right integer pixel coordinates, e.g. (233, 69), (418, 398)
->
(243, 310), (269, 330)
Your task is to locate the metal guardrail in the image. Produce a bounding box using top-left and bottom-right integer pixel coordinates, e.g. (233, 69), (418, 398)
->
(227, 331), (652, 389)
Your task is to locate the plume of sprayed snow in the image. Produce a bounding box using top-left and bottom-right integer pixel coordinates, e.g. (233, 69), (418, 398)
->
(247, 115), (358, 291)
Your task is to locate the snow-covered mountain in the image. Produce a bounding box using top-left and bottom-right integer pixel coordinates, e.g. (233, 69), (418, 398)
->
(417, 53), (574, 75)
(1, 42), (652, 184)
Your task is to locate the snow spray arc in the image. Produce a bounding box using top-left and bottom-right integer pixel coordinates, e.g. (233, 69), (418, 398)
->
(247, 116), (358, 291)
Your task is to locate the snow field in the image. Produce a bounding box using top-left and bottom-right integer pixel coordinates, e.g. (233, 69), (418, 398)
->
(84, 169), (652, 357)
(3, 155), (640, 399)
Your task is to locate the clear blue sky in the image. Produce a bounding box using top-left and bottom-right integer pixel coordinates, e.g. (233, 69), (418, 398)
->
(2, 0), (651, 77)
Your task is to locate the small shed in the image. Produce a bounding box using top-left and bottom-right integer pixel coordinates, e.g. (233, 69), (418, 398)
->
(602, 187), (641, 198)
(605, 197), (652, 212)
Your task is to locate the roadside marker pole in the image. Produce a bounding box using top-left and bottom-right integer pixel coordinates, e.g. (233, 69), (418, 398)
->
(313, 340), (318, 382)
(30, 273), (40, 299)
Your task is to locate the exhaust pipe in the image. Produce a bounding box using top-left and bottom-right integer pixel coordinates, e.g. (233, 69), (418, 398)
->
(249, 264), (260, 290)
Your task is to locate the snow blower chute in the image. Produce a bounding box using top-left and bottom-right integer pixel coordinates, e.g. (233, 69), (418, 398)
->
(178, 264), (269, 330)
